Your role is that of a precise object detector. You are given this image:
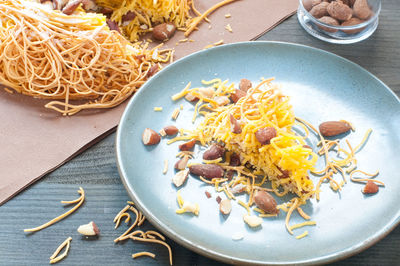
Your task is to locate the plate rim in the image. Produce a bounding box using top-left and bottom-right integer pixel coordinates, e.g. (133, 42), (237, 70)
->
(116, 41), (400, 265)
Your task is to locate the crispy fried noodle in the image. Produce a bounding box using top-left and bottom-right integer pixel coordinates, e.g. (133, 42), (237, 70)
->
(0, 0), (165, 115)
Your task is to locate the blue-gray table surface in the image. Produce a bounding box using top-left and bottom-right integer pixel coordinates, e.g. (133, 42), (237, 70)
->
(1, 2), (400, 265)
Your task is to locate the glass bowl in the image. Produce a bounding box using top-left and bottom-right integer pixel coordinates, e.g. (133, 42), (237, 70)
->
(297, 0), (381, 44)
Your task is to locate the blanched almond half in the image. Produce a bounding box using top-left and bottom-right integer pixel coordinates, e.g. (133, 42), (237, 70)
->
(77, 221), (100, 236)
(219, 199), (232, 215)
(174, 156), (189, 170)
(214, 96), (230, 106)
(172, 169), (189, 187)
(243, 214), (262, 227)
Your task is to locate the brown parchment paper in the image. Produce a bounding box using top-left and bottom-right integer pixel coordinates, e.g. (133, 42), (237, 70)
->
(0, 0), (298, 205)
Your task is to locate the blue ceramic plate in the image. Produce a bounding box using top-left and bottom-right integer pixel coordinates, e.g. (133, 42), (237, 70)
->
(116, 42), (400, 265)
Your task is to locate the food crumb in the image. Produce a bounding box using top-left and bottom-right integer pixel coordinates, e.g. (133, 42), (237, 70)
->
(171, 108), (180, 120)
(205, 191), (211, 198)
(231, 232), (244, 241)
(225, 13), (231, 18)
(153, 107), (163, 111)
(216, 195), (222, 204)
(162, 159), (168, 174)
(225, 24), (233, 33)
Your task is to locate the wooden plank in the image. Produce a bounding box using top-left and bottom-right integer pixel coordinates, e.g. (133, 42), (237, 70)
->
(1, 1), (399, 264)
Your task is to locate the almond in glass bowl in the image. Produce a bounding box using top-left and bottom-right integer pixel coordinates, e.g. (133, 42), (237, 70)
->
(297, 0), (381, 44)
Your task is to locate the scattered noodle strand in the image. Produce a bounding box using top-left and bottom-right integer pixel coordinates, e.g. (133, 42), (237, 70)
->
(24, 187), (85, 232)
(49, 237), (72, 264)
(132, 251), (156, 259)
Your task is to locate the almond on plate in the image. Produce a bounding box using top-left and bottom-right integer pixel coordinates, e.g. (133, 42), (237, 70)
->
(142, 128), (161, 145)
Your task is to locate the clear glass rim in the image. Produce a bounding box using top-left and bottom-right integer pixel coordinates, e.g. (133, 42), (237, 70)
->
(298, 0), (381, 30)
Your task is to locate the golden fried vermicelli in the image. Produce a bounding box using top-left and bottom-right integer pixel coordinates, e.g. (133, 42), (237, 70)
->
(0, 0), (168, 115)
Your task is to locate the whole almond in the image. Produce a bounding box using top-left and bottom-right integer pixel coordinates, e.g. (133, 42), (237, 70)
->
(327, 1), (352, 21)
(303, 0), (322, 11)
(219, 199), (232, 215)
(142, 128), (161, 145)
(189, 164), (224, 179)
(254, 190), (279, 214)
(153, 22), (176, 41)
(255, 127), (277, 145)
(319, 121), (352, 137)
(353, 0), (372, 20)
(203, 144), (225, 160)
(309, 2), (329, 18)
(230, 89), (246, 103)
(229, 114), (242, 134)
(341, 17), (365, 34)
(362, 180), (379, 194)
(163, 125), (179, 136)
(243, 214), (263, 227)
(318, 16), (339, 32)
(239, 78), (252, 92)
(179, 139), (196, 151)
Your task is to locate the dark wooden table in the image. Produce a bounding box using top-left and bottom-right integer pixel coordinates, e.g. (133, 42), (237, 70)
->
(1, 2), (399, 265)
